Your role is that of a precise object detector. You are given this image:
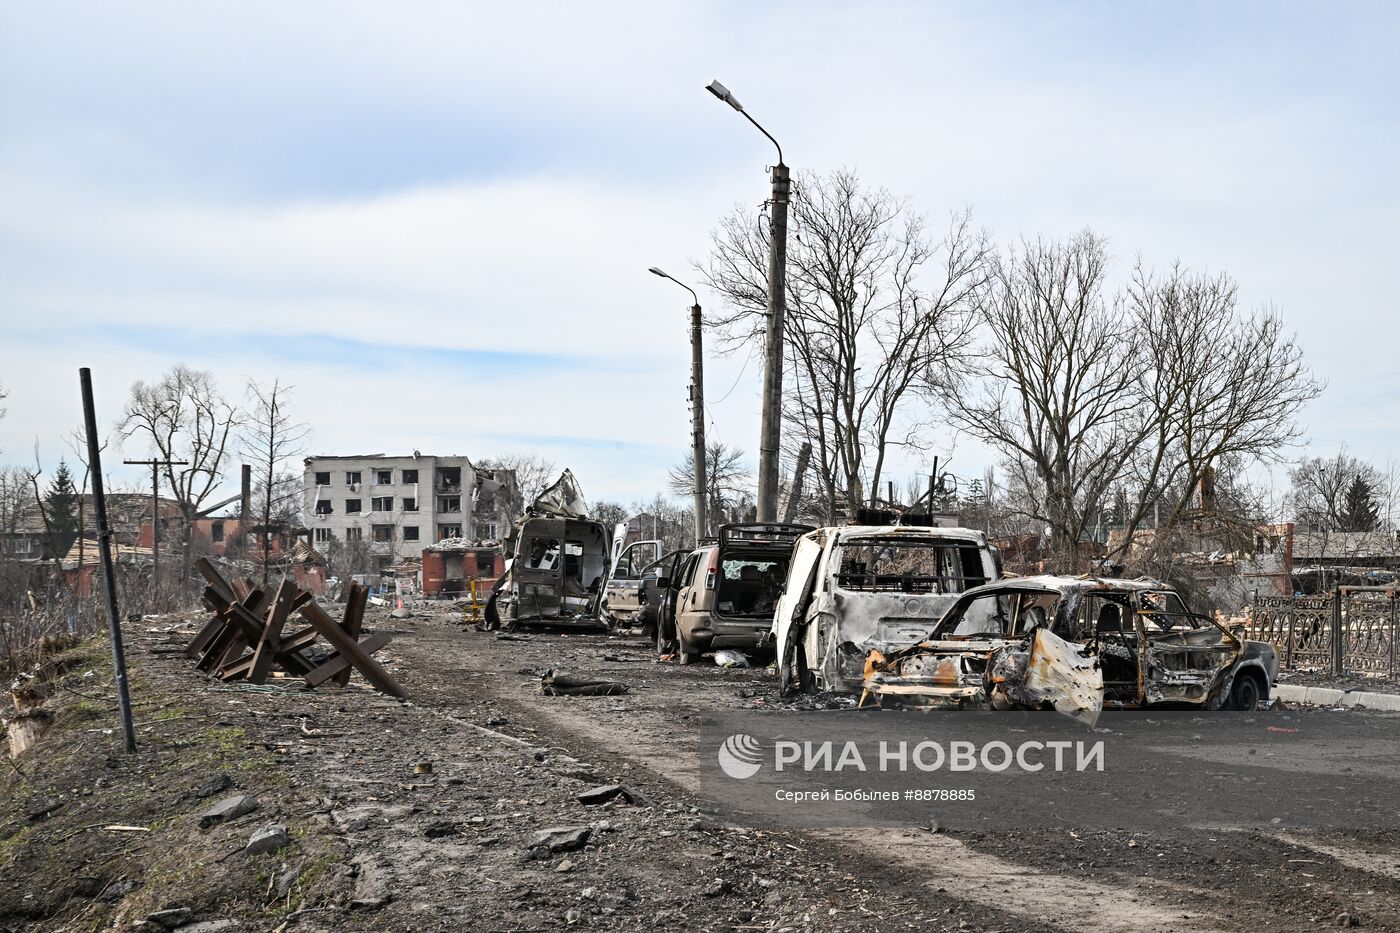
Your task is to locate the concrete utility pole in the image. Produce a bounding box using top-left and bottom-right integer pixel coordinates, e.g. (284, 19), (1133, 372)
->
(124, 456), (188, 603)
(707, 79), (787, 522)
(649, 267), (709, 543)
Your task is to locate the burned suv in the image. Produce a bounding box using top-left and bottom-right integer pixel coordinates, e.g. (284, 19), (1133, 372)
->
(862, 576), (1278, 718)
(773, 525), (1001, 695)
(657, 523), (812, 663)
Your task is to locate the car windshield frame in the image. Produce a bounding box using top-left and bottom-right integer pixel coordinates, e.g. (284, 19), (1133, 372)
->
(929, 585), (1063, 639)
(830, 535), (989, 597)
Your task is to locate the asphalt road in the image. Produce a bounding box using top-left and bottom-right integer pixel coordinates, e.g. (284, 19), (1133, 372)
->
(378, 607), (1400, 933)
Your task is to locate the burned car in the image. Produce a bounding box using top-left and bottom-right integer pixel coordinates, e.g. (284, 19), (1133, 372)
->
(773, 525), (1001, 695)
(486, 470), (613, 629)
(862, 576), (1278, 717)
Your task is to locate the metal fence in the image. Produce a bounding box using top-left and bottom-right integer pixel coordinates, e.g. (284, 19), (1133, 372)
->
(1246, 587), (1399, 676)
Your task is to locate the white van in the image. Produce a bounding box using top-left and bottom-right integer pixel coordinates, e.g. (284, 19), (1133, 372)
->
(772, 525), (1000, 694)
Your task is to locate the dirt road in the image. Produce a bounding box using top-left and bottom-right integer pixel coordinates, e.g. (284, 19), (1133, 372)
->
(7, 606), (1400, 933)
(378, 609), (1400, 933)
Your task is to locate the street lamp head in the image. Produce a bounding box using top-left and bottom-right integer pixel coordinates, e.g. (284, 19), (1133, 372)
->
(706, 79), (743, 112)
(648, 267), (669, 279)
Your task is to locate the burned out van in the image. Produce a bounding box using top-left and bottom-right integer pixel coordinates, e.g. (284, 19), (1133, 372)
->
(772, 525), (1000, 694)
(485, 470), (613, 629)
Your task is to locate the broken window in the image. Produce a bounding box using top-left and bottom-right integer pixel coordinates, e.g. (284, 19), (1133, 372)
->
(526, 538), (561, 570)
(483, 522), (498, 540)
(374, 469), (392, 485)
(715, 557), (787, 617)
(402, 497), (418, 512)
(315, 501), (333, 515)
(345, 499), (362, 514)
(345, 527), (363, 542)
(371, 496), (393, 512)
(439, 524), (462, 539)
(940, 590), (1058, 638)
(345, 471), (362, 486)
(372, 525), (394, 543)
(436, 467), (462, 491)
(403, 526), (420, 542)
(835, 540), (988, 594)
(313, 528), (331, 543)
(211, 521), (224, 543)
(314, 471), (330, 486)
(402, 469), (418, 484)
(476, 551), (495, 574)
(439, 496), (461, 513)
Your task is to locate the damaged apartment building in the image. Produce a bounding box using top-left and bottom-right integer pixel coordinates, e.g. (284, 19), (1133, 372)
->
(303, 454), (519, 573)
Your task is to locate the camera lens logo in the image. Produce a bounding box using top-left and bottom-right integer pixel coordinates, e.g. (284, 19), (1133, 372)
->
(717, 733), (763, 779)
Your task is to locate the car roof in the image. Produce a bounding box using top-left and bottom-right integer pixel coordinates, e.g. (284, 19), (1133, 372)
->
(819, 525), (990, 543)
(960, 574), (1169, 598)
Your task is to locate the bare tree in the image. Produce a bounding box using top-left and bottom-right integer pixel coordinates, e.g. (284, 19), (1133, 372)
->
(478, 453), (556, 516)
(668, 440), (753, 531)
(943, 236), (1320, 571)
(702, 169), (989, 523)
(1288, 450), (1385, 531)
(242, 379), (309, 584)
(943, 232), (1145, 564)
(1113, 262), (1321, 553)
(120, 366), (240, 585)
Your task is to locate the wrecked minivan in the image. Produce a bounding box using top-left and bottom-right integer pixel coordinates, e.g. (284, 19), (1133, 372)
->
(772, 525), (1000, 695)
(862, 576), (1278, 717)
(486, 471), (612, 628)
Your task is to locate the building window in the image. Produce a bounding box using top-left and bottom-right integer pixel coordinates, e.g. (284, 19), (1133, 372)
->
(315, 501), (333, 515)
(372, 525), (394, 543)
(346, 471), (362, 486)
(402, 497), (418, 512)
(439, 496), (461, 513)
(371, 496), (393, 512)
(14, 538), (34, 555)
(403, 469), (418, 484)
(314, 471), (330, 486)
(436, 467), (461, 491)
(211, 521), (224, 543)
(476, 551), (495, 574)
(374, 555), (393, 571)
(345, 499), (362, 514)
(345, 527), (363, 542)
(403, 526), (420, 542)
(484, 523), (498, 540)
(313, 528), (331, 544)
(439, 524), (461, 540)
(374, 469), (392, 485)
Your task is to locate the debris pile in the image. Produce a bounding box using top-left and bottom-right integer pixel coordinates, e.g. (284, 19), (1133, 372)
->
(185, 558), (406, 697)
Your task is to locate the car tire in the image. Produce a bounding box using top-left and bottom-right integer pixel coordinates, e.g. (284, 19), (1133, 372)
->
(656, 617), (677, 658)
(1229, 671), (1265, 711)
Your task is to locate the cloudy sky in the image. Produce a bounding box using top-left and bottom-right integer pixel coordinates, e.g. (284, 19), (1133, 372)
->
(1, 1), (1395, 508)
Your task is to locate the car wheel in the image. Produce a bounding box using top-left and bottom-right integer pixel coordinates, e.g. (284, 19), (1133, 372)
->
(1229, 671), (1264, 711)
(656, 616), (677, 658)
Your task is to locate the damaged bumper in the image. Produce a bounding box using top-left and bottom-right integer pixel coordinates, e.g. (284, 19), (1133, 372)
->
(863, 629), (1104, 725)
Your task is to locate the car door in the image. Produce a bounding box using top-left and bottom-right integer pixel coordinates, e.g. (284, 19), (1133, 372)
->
(638, 549), (682, 624)
(603, 539), (661, 620)
(674, 549), (709, 644)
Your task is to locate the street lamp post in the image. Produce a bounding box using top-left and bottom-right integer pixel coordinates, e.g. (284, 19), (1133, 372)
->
(649, 267), (709, 544)
(706, 79), (788, 523)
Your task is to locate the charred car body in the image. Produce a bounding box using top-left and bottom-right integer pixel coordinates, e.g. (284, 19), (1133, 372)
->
(773, 526), (1001, 695)
(486, 471), (613, 629)
(862, 575), (1278, 717)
